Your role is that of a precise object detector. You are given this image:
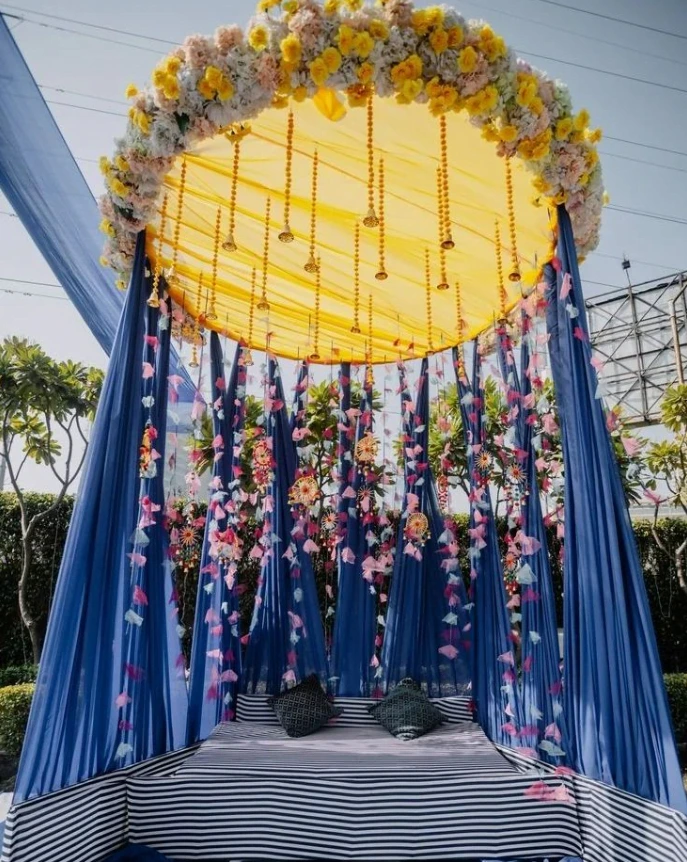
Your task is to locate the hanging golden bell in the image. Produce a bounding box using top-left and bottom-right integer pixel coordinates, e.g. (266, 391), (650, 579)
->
(375, 270), (388, 281)
(147, 286), (160, 308)
(205, 306), (218, 321)
(257, 298), (270, 312)
(363, 207), (379, 228)
(350, 324), (361, 334)
(509, 269), (522, 282)
(436, 281), (450, 291)
(441, 236), (455, 250)
(309, 351), (320, 361)
(304, 254), (319, 274)
(188, 345), (199, 368)
(166, 265), (179, 287)
(221, 232), (237, 252)
(278, 225), (295, 244)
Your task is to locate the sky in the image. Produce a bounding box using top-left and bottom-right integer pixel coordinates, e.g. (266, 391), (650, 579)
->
(1, 0), (686, 492)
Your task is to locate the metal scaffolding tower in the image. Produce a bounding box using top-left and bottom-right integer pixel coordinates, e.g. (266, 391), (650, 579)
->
(585, 270), (687, 427)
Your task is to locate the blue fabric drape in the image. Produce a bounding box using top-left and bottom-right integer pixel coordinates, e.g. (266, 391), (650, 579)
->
(186, 336), (244, 744)
(545, 206), (685, 812)
(382, 359), (471, 696)
(242, 357), (328, 693)
(331, 366), (378, 696)
(496, 323), (566, 762)
(15, 236), (188, 803)
(455, 344), (519, 744)
(0, 19), (194, 400)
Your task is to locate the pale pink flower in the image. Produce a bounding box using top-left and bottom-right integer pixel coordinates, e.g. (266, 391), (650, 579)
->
(382, 0), (413, 28)
(257, 53), (280, 90)
(289, 8), (323, 51)
(182, 34), (216, 71)
(215, 25), (244, 54)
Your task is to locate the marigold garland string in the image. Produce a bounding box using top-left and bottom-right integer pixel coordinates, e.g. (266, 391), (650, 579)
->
(207, 206), (220, 321)
(168, 157), (187, 286)
(505, 156), (521, 282)
(424, 248), (434, 352)
(436, 167), (449, 290)
(279, 110), (295, 244)
(148, 192), (168, 308)
(305, 150), (319, 273)
(439, 115), (454, 250)
(375, 156), (387, 281)
(363, 93), (379, 229)
(258, 196), (271, 312)
(494, 219), (507, 318)
(222, 139), (240, 252)
(351, 221), (361, 334)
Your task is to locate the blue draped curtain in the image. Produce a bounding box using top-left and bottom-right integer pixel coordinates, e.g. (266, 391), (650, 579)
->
(382, 359), (471, 696)
(496, 322), (567, 763)
(545, 206), (685, 811)
(186, 336), (245, 744)
(454, 343), (520, 744)
(15, 235), (188, 803)
(242, 357), (328, 693)
(331, 366), (379, 696)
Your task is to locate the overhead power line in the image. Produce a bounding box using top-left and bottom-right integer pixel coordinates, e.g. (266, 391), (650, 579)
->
(605, 205), (687, 227)
(604, 136), (687, 159)
(526, 0), (687, 43)
(0, 286), (69, 301)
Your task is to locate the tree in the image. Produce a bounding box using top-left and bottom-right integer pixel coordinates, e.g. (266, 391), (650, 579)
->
(0, 338), (103, 662)
(646, 384), (687, 595)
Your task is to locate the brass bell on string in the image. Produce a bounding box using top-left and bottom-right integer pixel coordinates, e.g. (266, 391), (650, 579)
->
(257, 298), (270, 312)
(436, 281), (450, 291)
(350, 324), (361, 334)
(188, 343), (200, 368)
(363, 207), (379, 228)
(147, 288), (160, 308)
(375, 270), (388, 281)
(441, 236), (455, 251)
(221, 232), (237, 252)
(304, 254), (319, 274)
(278, 224), (295, 244)
(166, 265), (179, 287)
(509, 269), (522, 282)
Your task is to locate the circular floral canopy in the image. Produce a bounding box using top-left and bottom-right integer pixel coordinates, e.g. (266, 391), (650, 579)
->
(98, 0), (604, 363)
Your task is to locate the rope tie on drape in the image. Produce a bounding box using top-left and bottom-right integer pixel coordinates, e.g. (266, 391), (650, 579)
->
(381, 358), (471, 696)
(187, 336), (246, 744)
(454, 341), (520, 744)
(495, 318), (567, 763)
(15, 237), (188, 803)
(242, 356), (328, 693)
(331, 364), (380, 696)
(545, 206), (686, 811)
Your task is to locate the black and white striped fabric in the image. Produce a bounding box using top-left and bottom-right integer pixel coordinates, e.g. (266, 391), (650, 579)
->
(0, 747), (193, 862)
(126, 720), (582, 860)
(498, 745), (687, 862)
(236, 692), (474, 725)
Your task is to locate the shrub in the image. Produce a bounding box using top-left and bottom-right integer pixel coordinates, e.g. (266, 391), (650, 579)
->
(665, 673), (687, 744)
(0, 665), (38, 688)
(0, 684), (34, 756)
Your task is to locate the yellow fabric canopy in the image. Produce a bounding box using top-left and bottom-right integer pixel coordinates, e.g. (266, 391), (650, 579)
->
(149, 95), (552, 363)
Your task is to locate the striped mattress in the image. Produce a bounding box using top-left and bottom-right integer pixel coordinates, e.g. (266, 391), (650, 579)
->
(127, 706), (583, 861)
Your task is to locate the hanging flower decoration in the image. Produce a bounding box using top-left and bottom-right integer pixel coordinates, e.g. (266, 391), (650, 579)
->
(99, 0), (604, 289)
(139, 423), (158, 478)
(179, 524), (200, 547)
(172, 313), (205, 346)
(355, 430), (379, 468)
(405, 511), (430, 545)
(288, 474), (321, 508)
(252, 437), (274, 490)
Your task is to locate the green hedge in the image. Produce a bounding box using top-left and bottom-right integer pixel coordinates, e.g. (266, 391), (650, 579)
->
(0, 684), (34, 757)
(1, 492), (687, 672)
(0, 665), (38, 687)
(665, 674), (687, 744)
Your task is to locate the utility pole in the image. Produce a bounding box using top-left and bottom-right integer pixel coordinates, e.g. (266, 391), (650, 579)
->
(623, 257), (650, 423)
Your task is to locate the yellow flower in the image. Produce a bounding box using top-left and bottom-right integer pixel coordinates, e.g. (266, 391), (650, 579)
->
(99, 156), (111, 175)
(551, 191), (568, 206)
(249, 24), (269, 52)
(344, 0), (363, 9)
(587, 127), (603, 143)
(425, 6), (444, 28)
(516, 79), (538, 108)
(429, 28), (449, 54)
(283, 0), (298, 12)
(346, 83), (371, 107)
(204, 66), (224, 89)
(109, 177), (129, 198)
(115, 279), (126, 291)
(391, 54), (422, 85)
(555, 117), (573, 141)
(369, 19), (389, 40)
(396, 78), (423, 104)
(429, 90), (458, 116)
(569, 130), (583, 144)
(99, 255), (110, 267)
(602, 190), (610, 206)
(481, 124), (500, 143)
(272, 93), (289, 109)
(357, 62), (375, 85)
(258, 0), (280, 11)
(323, 0), (340, 13)
(481, 85), (498, 112)
(529, 96), (544, 116)
(337, 24), (355, 56)
(447, 26), (464, 48)
(125, 83), (138, 99)
(321, 46), (342, 74)
(478, 25), (506, 62)
(499, 124), (518, 143)
(162, 76), (180, 100)
(457, 45), (478, 74)
(309, 57), (330, 87)
(152, 68), (167, 88)
(197, 78), (215, 100)
(216, 77), (234, 101)
(293, 85), (308, 102)
(164, 56), (182, 75)
(586, 148), (599, 167)
(114, 155), (129, 172)
(128, 107), (150, 135)
(353, 31), (375, 59)
(411, 9), (430, 35)
(280, 33), (302, 66)
(579, 172), (590, 187)
(99, 218), (115, 237)
(533, 175), (551, 194)
(573, 108), (590, 131)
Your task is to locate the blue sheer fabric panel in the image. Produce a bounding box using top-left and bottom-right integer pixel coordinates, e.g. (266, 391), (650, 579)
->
(0, 21), (194, 399)
(331, 367), (378, 696)
(242, 357), (328, 693)
(454, 344), (520, 744)
(545, 207), (685, 812)
(15, 237), (188, 803)
(186, 336), (244, 744)
(382, 359), (471, 696)
(496, 324), (567, 763)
